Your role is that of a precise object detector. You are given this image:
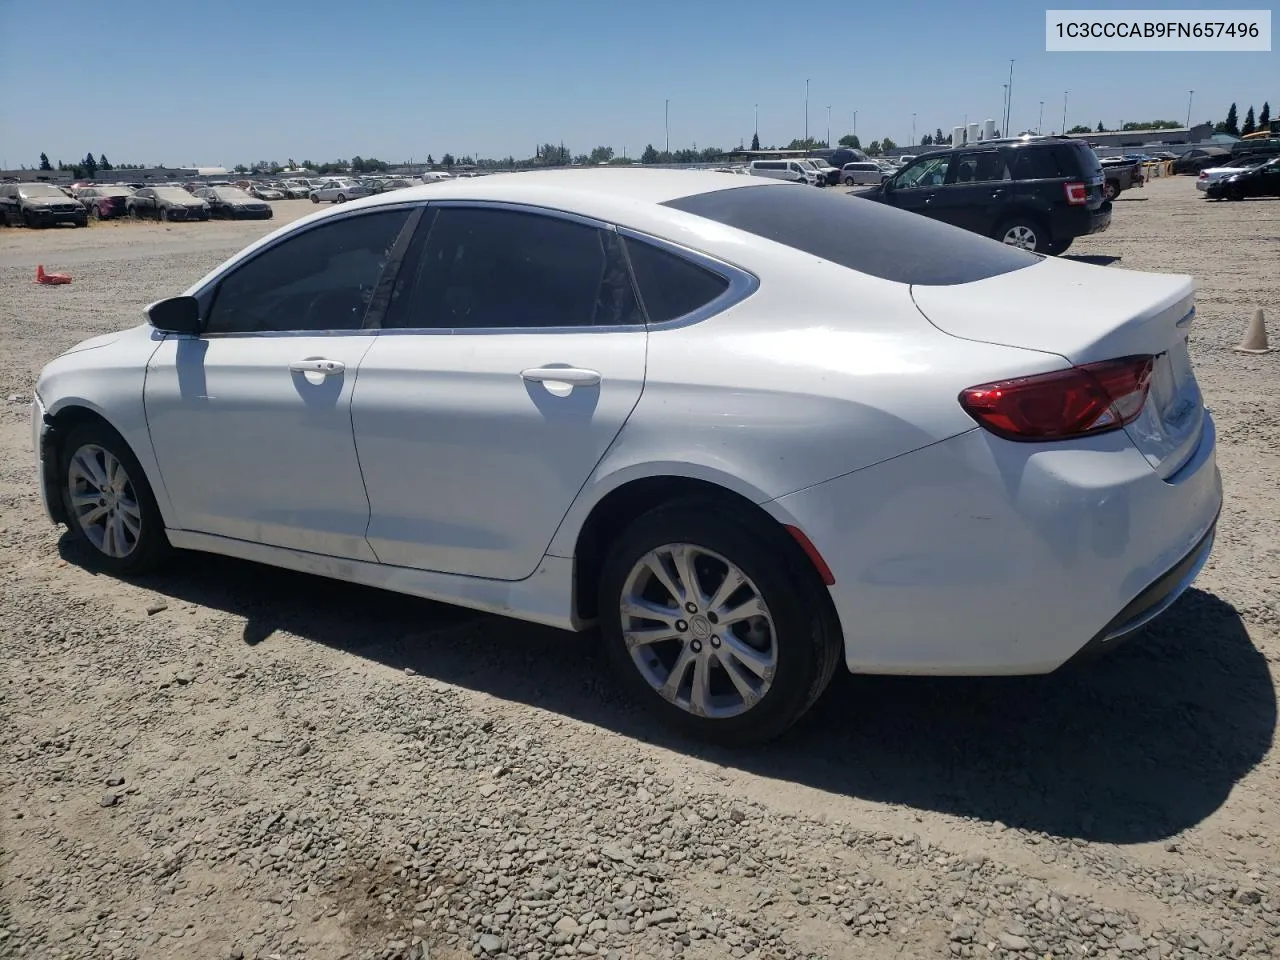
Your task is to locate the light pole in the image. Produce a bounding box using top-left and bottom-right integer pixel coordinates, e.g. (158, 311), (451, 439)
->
(911, 112), (917, 147)
(853, 109), (858, 141)
(1002, 85), (1008, 135)
(1061, 90), (1069, 135)
(1186, 90), (1194, 129)
(826, 105), (831, 147)
(754, 103), (759, 143)
(1006, 59), (1015, 133)
(664, 99), (669, 155)
(1038, 100), (1044, 134)
(805, 78), (811, 146)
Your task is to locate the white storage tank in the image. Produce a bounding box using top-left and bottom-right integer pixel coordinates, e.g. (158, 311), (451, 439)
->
(984, 118), (997, 140)
(968, 123), (980, 145)
(953, 125), (966, 146)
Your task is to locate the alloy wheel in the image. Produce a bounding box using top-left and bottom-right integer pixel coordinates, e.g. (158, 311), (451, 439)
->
(1001, 224), (1039, 250)
(67, 443), (142, 558)
(620, 543), (777, 719)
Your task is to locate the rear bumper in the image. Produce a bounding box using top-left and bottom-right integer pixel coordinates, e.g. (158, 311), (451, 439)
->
(765, 414), (1221, 676)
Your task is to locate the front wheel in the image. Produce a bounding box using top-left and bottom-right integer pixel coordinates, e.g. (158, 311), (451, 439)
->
(599, 500), (841, 745)
(843, 176), (854, 185)
(159, 206), (170, 222)
(59, 421), (170, 575)
(995, 218), (1047, 253)
(311, 194), (320, 203)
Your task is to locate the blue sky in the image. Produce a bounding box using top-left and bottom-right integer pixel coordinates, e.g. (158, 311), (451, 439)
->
(0, 0), (1273, 168)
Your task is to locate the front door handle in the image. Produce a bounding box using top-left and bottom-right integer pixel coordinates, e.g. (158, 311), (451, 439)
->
(521, 366), (601, 387)
(289, 358), (346, 376)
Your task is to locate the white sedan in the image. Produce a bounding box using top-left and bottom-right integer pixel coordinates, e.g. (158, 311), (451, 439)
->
(308, 178), (371, 203)
(1196, 159), (1268, 191)
(31, 170), (1221, 743)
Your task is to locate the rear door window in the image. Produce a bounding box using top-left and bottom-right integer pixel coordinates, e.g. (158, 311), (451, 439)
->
(1009, 147), (1069, 181)
(664, 184), (1039, 286)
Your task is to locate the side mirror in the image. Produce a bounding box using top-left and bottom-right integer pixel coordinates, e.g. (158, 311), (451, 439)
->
(147, 295), (201, 335)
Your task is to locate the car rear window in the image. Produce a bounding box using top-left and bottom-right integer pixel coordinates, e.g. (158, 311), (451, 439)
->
(663, 185), (1039, 286)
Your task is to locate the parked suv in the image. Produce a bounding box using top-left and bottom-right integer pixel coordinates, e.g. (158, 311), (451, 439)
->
(858, 136), (1110, 254)
(0, 182), (88, 228)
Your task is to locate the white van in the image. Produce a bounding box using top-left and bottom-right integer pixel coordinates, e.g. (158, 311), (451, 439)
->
(840, 161), (885, 186)
(746, 159), (818, 185)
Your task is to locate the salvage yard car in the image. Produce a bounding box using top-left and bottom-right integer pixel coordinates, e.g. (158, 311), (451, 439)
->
(309, 178), (371, 203)
(74, 185), (136, 220)
(126, 187), (210, 221)
(0, 182), (88, 228)
(858, 135), (1111, 254)
(193, 186), (274, 220)
(30, 170), (1221, 744)
(1204, 156), (1280, 201)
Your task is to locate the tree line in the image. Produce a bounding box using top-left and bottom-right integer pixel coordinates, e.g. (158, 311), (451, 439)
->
(1214, 102), (1271, 137)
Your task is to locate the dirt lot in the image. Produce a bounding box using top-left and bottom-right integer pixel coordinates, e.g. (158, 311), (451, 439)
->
(1, 181), (1278, 960)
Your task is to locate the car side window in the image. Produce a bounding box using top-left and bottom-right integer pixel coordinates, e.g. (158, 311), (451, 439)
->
(951, 151), (1008, 183)
(895, 155), (951, 188)
(204, 209), (412, 335)
(623, 237), (731, 324)
(1011, 148), (1067, 181)
(386, 207), (641, 330)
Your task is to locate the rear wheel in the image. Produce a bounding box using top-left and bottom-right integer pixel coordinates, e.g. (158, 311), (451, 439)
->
(599, 500), (841, 745)
(59, 421), (170, 575)
(128, 205), (139, 220)
(1047, 237), (1074, 256)
(995, 217), (1047, 253)
(1104, 180), (1120, 201)
(844, 176), (854, 185)
(336, 193), (346, 203)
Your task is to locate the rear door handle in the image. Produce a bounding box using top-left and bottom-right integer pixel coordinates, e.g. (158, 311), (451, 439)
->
(289, 358), (346, 376)
(521, 366), (601, 386)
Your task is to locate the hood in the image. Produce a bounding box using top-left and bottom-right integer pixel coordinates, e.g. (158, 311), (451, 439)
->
(25, 196), (79, 207)
(60, 330), (125, 355)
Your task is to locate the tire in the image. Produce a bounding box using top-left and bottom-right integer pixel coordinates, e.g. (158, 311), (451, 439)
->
(58, 420), (170, 576)
(844, 176), (854, 186)
(1047, 237), (1074, 256)
(1104, 180), (1120, 201)
(92, 204), (104, 221)
(159, 206), (170, 222)
(336, 193), (346, 203)
(24, 211), (39, 229)
(598, 499), (842, 745)
(311, 194), (320, 203)
(995, 217), (1048, 253)
(129, 205), (139, 220)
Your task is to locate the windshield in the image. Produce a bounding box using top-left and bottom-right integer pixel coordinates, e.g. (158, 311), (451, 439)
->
(19, 184), (66, 199)
(215, 188), (253, 200)
(154, 188), (195, 202)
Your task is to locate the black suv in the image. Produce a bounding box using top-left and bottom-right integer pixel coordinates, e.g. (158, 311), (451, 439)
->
(858, 136), (1110, 254)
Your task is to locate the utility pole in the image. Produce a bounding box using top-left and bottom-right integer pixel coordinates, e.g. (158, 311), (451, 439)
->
(1006, 59), (1015, 134)
(664, 99), (670, 155)
(853, 109), (857, 140)
(805, 79), (811, 147)
(911, 112), (917, 147)
(826, 105), (831, 147)
(1062, 90), (1069, 135)
(1186, 90), (1194, 129)
(1038, 100), (1044, 135)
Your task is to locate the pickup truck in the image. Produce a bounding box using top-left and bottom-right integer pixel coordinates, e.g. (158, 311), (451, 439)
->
(1098, 158), (1145, 200)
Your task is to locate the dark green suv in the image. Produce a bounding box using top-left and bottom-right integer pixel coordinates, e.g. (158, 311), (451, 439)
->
(858, 136), (1111, 255)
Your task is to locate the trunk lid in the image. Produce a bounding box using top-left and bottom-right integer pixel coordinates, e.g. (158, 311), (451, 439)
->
(911, 257), (1204, 479)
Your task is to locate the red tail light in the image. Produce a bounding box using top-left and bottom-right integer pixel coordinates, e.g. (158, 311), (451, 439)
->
(959, 356), (1155, 442)
(1064, 181), (1088, 205)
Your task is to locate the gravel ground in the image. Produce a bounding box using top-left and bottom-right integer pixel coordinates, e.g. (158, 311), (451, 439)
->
(1, 182), (1278, 960)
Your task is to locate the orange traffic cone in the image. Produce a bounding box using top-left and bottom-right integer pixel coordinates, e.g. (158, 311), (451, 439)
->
(35, 264), (72, 285)
(1234, 309), (1272, 354)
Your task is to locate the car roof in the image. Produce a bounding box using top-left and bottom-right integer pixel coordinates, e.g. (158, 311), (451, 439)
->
(337, 168), (768, 214)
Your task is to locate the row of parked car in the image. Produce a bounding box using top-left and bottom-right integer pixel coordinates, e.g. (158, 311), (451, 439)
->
(1196, 155), (1280, 200)
(0, 181), (277, 227)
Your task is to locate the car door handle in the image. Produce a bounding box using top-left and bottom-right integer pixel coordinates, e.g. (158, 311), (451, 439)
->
(289, 358), (345, 376)
(521, 366), (601, 386)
